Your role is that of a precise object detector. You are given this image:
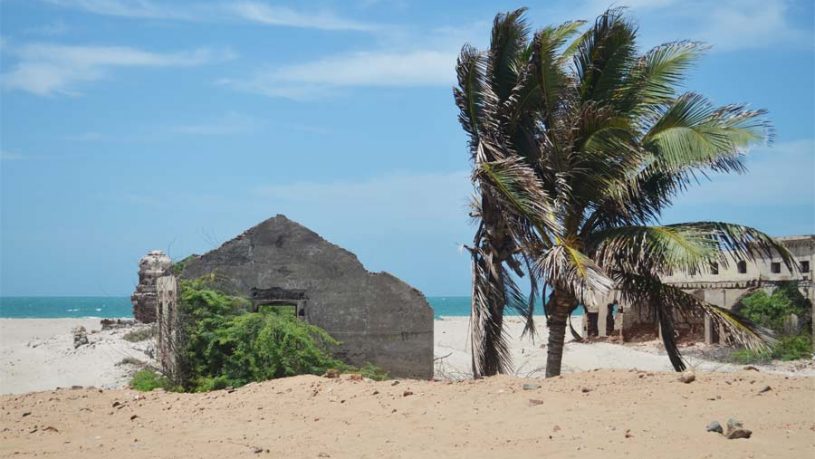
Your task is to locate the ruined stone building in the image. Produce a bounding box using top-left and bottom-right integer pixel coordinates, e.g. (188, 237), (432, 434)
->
(132, 215), (434, 379)
(585, 235), (815, 344)
(131, 250), (171, 323)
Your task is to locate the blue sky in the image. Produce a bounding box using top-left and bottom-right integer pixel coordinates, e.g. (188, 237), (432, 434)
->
(1, 0), (813, 296)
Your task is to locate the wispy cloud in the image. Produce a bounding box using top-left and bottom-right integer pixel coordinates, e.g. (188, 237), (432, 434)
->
(24, 20), (70, 36)
(1, 42), (234, 96)
(691, 0), (811, 51)
(227, 2), (377, 31)
(0, 150), (26, 161)
(41, 0), (379, 32)
(254, 171), (471, 221)
(574, 0), (811, 51)
(41, 0), (196, 20)
(220, 49), (456, 99)
(674, 139), (815, 206)
(65, 131), (106, 141)
(170, 112), (259, 136)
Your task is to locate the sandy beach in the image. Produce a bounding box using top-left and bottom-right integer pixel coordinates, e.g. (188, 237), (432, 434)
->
(1, 370), (813, 458)
(0, 319), (156, 394)
(1, 318), (814, 457)
(2, 316), (813, 395)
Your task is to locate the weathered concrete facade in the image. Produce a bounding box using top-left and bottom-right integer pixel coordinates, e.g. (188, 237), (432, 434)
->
(585, 235), (815, 344)
(174, 215), (434, 379)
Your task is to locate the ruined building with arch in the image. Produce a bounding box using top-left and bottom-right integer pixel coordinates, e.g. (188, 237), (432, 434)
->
(586, 235), (815, 344)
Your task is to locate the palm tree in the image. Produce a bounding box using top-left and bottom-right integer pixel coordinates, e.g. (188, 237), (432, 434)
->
(455, 8), (793, 378)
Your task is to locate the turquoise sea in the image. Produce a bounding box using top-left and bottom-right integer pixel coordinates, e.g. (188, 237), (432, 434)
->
(0, 296), (557, 319)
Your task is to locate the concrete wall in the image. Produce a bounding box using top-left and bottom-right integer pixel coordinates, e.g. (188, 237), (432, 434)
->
(178, 215), (434, 379)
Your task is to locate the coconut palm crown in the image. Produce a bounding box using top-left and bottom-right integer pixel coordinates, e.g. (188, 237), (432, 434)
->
(454, 8), (794, 378)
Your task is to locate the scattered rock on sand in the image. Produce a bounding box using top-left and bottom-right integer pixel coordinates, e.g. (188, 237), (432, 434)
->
(706, 421), (723, 433)
(725, 418), (752, 439)
(323, 369), (340, 379)
(72, 326), (89, 349)
(678, 370), (695, 384)
(758, 385), (772, 394)
(523, 383), (541, 391)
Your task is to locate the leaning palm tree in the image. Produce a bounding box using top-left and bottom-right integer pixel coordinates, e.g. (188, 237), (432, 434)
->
(455, 8), (794, 378)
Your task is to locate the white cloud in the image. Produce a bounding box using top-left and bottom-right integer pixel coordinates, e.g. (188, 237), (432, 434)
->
(220, 49), (456, 99)
(41, 0), (379, 31)
(42, 0), (196, 20)
(228, 2), (376, 31)
(1, 43), (233, 96)
(572, 0), (811, 52)
(694, 0), (810, 51)
(674, 139), (815, 206)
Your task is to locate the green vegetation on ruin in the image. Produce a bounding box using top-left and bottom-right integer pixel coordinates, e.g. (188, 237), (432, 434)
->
(130, 277), (387, 392)
(729, 283), (812, 363)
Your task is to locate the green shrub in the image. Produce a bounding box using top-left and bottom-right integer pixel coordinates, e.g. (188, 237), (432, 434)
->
(729, 335), (812, 364)
(171, 255), (195, 276)
(731, 283), (812, 363)
(730, 348), (772, 365)
(174, 279), (360, 392)
(739, 283), (810, 332)
(359, 362), (389, 381)
(773, 335), (812, 361)
(130, 369), (174, 392)
(118, 356), (145, 366)
(122, 325), (156, 342)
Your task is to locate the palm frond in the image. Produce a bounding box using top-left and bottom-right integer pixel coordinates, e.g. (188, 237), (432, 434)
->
(620, 41), (707, 112)
(588, 225), (719, 275)
(534, 244), (613, 306)
(488, 8), (530, 101)
(665, 222), (796, 270)
(475, 146), (562, 240)
(644, 93), (772, 173)
(575, 8), (638, 103)
(454, 45), (488, 157)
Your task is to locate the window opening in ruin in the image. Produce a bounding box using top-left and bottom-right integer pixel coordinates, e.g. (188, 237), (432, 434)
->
(771, 262), (781, 274)
(258, 303), (297, 317)
(737, 260), (747, 274)
(710, 262), (719, 275)
(801, 260), (810, 273)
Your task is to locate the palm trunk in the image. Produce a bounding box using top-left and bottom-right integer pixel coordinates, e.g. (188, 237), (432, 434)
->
(545, 289), (575, 378)
(471, 195), (510, 378)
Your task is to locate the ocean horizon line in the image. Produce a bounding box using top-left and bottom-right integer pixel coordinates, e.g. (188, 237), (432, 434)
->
(0, 295), (564, 319)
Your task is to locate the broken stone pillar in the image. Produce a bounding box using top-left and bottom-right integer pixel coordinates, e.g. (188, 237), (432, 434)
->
(131, 250), (172, 323)
(156, 275), (180, 379)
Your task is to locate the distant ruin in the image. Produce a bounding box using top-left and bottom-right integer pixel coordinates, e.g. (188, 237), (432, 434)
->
(585, 235), (815, 344)
(131, 250), (171, 323)
(132, 215), (434, 379)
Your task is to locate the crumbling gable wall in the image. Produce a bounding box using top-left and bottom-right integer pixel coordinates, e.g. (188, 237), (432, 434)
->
(178, 215), (434, 379)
